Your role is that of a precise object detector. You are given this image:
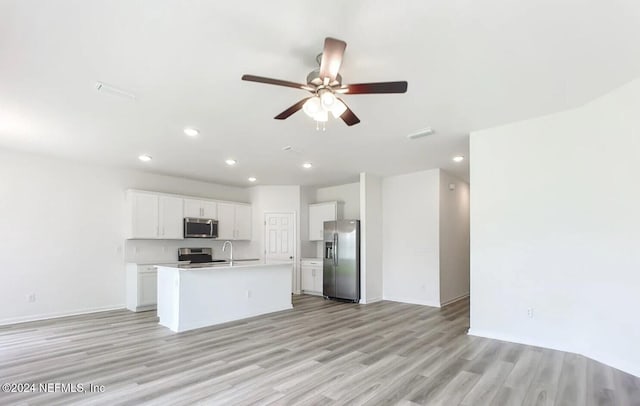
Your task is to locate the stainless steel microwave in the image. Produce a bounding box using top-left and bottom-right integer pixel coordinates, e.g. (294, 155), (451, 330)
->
(184, 218), (218, 238)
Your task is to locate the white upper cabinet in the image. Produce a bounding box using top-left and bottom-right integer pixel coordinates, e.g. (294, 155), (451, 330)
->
(126, 190), (250, 240)
(202, 201), (217, 219)
(308, 201), (341, 241)
(234, 204), (252, 240)
(128, 191), (160, 239)
(217, 202), (252, 240)
(159, 196), (184, 239)
(217, 202), (236, 240)
(184, 199), (217, 219)
(127, 191), (184, 239)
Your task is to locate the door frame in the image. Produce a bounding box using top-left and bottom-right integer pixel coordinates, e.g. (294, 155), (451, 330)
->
(264, 212), (298, 294)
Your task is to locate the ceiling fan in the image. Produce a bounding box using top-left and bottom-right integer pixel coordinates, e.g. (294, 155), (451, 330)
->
(241, 37), (408, 127)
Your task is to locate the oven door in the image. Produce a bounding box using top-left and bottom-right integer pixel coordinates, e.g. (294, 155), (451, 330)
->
(184, 218), (218, 238)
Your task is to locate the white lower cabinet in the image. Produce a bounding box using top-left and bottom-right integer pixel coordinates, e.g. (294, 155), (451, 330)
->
(301, 260), (323, 295)
(126, 264), (163, 312)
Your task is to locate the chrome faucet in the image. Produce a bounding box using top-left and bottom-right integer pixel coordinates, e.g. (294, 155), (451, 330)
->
(222, 241), (233, 263)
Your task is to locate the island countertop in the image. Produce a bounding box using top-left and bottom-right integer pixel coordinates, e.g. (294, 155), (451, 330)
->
(156, 260), (292, 271)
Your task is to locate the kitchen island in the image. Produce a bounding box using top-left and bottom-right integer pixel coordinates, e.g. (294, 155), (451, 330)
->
(156, 260), (293, 332)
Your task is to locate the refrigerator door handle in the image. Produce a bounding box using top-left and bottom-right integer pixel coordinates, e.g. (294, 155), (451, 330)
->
(334, 233), (338, 266)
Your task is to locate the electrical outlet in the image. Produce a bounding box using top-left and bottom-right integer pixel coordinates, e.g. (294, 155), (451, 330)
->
(527, 308), (534, 319)
(28, 293), (36, 303)
(162, 246), (168, 253)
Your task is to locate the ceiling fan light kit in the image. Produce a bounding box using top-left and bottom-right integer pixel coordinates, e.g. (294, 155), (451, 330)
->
(242, 37), (408, 127)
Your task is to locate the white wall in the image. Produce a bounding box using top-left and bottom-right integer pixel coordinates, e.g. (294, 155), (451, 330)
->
(0, 148), (250, 324)
(439, 170), (470, 305)
(299, 186), (317, 258)
(382, 169), (441, 306)
(470, 78), (640, 377)
(360, 173), (383, 303)
(315, 182), (360, 219)
(249, 185), (301, 292)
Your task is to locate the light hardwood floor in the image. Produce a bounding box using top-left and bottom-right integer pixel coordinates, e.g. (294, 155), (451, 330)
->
(0, 295), (638, 405)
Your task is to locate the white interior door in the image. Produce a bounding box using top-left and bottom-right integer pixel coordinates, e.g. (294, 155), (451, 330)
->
(265, 212), (296, 293)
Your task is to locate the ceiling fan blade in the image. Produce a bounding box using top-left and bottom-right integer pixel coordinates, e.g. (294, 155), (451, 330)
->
(319, 38), (347, 83)
(343, 81), (408, 94)
(338, 100), (361, 126)
(274, 97), (311, 120)
(242, 74), (310, 90)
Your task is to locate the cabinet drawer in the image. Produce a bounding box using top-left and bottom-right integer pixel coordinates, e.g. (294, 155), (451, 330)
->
(139, 265), (157, 272)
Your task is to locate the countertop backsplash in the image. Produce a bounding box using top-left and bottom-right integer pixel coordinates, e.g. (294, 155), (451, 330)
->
(124, 239), (255, 264)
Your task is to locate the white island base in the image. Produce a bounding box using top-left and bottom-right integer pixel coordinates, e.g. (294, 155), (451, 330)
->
(156, 261), (293, 333)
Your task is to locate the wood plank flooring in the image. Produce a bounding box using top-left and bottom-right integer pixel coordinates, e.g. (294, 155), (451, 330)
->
(1, 295), (638, 405)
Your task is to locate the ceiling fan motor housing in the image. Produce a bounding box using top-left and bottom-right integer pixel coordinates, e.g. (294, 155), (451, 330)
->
(306, 69), (342, 87)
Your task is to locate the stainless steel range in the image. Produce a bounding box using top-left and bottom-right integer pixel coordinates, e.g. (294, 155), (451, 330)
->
(178, 248), (225, 267)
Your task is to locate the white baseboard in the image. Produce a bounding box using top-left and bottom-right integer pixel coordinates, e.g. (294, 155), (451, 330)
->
(382, 295), (440, 308)
(468, 329), (640, 378)
(360, 296), (382, 304)
(441, 293), (470, 307)
(0, 304), (126, 326)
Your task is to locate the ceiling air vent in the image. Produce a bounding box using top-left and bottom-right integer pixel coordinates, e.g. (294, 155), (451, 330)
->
(407, 128), (435, 140)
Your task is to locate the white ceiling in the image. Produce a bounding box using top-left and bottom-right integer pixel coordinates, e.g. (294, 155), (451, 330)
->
(1, 0), (639, 186)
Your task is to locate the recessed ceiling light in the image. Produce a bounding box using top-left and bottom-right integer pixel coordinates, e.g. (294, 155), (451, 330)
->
(138, 154), (152, 162)
(248, 177), (257, 182)
(225, 159), (237, 166)
(184, 127), (199, 137)
(303, 162), (313, 169)
(453, 155), (465, 163)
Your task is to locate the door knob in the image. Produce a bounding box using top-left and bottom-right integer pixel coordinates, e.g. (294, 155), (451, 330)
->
(289, 256), (293, 259)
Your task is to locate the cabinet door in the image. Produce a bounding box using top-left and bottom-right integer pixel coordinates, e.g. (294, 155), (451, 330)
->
(202, 201), (218, 219)
(309, 203), (336, 241)
(131, 192), (159, 238)
(234, 204), (252, 240)
(217, 202), (235, 240)
(139, 271), (157, 306)
(159, 196), (184, 239)
(312, 266), (323, 293)
(301, 267), (314, 291)
(183, 199), (203, 218)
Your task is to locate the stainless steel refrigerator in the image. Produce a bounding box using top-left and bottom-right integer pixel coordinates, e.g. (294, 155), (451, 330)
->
(323, 220), (360, 302)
